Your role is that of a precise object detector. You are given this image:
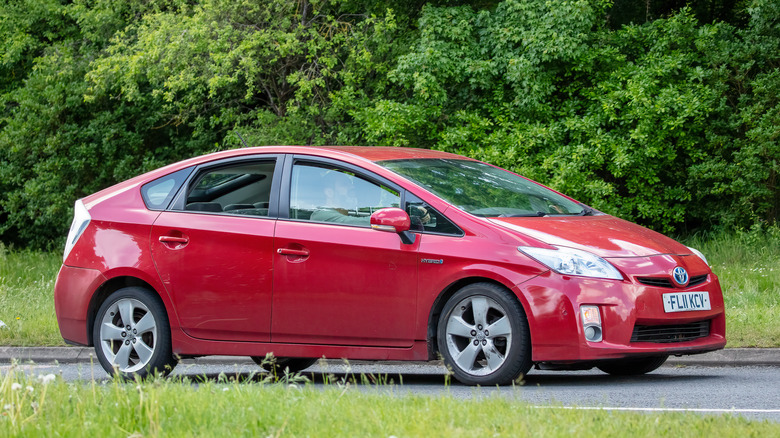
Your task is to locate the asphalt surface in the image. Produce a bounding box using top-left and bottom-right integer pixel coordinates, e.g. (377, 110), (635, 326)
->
(2, 346), (780, 367)
(3, 349), (780, 422)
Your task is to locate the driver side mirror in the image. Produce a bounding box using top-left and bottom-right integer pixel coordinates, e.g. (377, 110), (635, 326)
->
(370, 208), (415, 244)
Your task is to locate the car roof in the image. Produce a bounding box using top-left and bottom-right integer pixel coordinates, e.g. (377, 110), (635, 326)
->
(160, 146), (473, 175)
(182, 146), (471, 164)
(191, 145), (471, 163)
(317, 146), (473, 162)
(82, 146), (473, 206)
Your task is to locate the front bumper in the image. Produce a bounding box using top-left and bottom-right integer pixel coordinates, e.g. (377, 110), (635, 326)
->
(518, 255), (726, 363)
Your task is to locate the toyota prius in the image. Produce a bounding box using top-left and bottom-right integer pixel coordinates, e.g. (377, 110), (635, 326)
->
(54, 146), (726, 385)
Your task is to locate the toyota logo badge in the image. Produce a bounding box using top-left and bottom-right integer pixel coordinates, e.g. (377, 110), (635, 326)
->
(673, 267), (689, 285)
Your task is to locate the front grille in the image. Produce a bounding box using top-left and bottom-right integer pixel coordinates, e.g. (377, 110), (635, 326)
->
(688, 274), (708, 287)
(631, 320), (710, 343)
(637, 274), (709, 289)
(637, 277), (673, 288)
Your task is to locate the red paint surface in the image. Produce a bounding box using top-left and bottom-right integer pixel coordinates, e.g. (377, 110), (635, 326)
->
(151, 212), (276, 342)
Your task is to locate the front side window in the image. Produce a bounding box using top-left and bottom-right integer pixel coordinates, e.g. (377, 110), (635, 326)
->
(380, 159), (586, 217)
(179, 161), (276, 216)
(290, 163), (400, 225)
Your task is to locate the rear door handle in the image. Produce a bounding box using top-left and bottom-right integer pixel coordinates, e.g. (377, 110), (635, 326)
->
(277, 248), (310, 256)
(159, 236), (189, 244)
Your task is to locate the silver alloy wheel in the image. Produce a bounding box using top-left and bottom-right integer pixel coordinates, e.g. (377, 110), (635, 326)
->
(444, 295), (513, 376)
(98, 298), (158, 373)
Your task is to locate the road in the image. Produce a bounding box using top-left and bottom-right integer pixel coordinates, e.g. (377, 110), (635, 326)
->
(3, 359), (779, 422)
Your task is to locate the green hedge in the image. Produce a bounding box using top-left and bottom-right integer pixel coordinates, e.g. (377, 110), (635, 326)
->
(357, 0), (780, 233)
(1, 0), (778, 249)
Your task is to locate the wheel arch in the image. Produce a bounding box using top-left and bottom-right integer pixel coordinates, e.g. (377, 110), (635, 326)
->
(426, 276), (530, 360)
(86, 276), (165, 347)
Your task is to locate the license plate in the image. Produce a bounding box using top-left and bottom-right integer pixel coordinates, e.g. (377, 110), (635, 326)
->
(663, 292), (711, 313)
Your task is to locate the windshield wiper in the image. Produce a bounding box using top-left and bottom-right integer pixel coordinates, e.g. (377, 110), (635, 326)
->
(578, 205), (595, 216)
(502, 211), (547, 217)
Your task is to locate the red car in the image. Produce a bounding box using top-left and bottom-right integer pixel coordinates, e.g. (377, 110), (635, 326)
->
(54, 146), (725, 385)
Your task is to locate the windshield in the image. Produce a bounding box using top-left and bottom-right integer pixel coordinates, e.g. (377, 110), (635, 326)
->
(379, 158), (586, 217)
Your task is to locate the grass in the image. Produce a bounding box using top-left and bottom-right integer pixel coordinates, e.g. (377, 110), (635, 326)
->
(683, 226), (780, 347)
(1, 364), (778, 437)
(0, 228), (778, 347)
(0, 247), (62, 346)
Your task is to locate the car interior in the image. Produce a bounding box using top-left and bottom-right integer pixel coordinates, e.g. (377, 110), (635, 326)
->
(183, 161), (275, 216)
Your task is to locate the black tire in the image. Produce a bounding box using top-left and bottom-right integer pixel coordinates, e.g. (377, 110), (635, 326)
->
(250, 356), (318, 374)
(596, 355), (669, 375)
(437, 282), (532, 386)
(92, 287), (177, 379)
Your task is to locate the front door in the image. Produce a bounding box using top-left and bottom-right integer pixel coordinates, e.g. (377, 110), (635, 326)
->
(272, 161), (419, 347)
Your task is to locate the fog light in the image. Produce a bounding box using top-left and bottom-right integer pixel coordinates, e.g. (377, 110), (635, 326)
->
(580, 305), (603, 342)
(584, 325), (602, 342)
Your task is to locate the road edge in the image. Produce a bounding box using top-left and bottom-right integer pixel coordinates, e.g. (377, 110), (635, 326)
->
(1, 347), (779, 367)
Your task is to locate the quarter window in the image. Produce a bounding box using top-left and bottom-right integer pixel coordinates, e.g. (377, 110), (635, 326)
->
(405, 193), (462, 235)
(141, 167), (193, 210)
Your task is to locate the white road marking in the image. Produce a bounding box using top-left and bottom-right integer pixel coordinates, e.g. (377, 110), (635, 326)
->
(532, 405), (780, 414)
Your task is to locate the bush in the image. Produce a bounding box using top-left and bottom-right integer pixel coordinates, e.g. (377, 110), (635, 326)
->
(357, 0), (780, 233)
(0, 0), (778, 248)
(0, 0), (397, 249)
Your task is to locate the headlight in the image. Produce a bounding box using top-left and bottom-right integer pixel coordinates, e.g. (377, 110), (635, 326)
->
(63, 199), (91, 262)
(518, 245), (623, 280)
(686, 246), (709, 266)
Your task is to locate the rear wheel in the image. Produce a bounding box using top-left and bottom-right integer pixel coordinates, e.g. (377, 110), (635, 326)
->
(92, 287), (177, 379)
(437, 283), (531, 386)
(597, 355), (668, 375)
(250, 356), (318, 374)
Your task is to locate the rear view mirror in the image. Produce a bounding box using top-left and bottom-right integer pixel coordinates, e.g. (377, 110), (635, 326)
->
(370, 208), (411, 233)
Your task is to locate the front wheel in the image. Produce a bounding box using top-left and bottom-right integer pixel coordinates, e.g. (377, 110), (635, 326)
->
(596, 355), (669, 375)
(92, 287), (177, 379)
(437, 283), (532, 386)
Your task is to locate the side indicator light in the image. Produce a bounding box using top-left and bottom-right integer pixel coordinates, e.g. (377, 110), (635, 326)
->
(580, 305), (603, 342)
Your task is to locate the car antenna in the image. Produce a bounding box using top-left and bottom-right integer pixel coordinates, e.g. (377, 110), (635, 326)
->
(235, 131), (249, 148)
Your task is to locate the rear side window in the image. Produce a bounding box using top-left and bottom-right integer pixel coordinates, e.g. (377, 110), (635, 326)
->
(141, 167), (193, 210)
(178, 160), (276, 217)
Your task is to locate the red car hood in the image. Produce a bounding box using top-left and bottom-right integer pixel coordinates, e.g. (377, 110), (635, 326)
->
(488, 215), (691, 258)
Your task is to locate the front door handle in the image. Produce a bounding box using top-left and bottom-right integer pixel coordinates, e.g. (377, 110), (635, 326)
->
(277, 248), (310, 256)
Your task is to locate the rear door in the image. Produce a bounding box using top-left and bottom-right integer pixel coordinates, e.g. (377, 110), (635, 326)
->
(151, 155), (282, 342)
